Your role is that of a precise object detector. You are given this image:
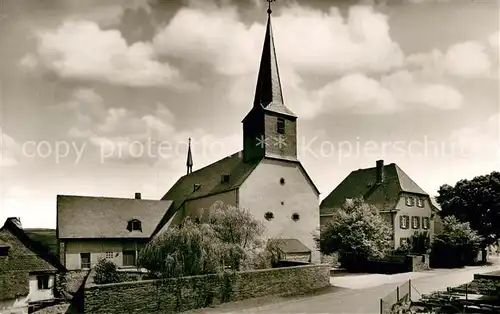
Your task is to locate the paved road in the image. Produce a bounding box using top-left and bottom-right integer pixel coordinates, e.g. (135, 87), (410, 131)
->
(189, 261), (500, 314)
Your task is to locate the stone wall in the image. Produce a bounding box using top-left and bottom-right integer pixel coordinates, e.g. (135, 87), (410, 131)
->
(84, 264), (331, 314)
(406, 254), (430, 272)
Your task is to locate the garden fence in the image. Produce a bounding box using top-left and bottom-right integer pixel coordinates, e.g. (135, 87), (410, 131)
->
(380, 279), (412, 314)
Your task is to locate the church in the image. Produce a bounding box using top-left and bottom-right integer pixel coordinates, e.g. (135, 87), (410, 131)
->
(155, 7), (321, 263)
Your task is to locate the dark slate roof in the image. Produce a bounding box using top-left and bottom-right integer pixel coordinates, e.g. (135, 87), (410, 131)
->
(162, 151), (259, 202)
(273, 239), (311, 254)
(157, 152), (260, 229)
(0, 218), (64, 301)
(320, 163), (428, 215)
(430, 196), (441, 211)
(57, 195), (173, 239)
(251, 12), (296, 118)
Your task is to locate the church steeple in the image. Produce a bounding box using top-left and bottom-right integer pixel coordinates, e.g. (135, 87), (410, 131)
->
(253, 2), (284, 108)
(242, 0), (298, 163)
(186, 138), (193, 175)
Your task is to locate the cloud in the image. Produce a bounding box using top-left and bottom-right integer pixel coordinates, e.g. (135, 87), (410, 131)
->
(317, 70), (462, 115)
(153, 4), (405, 76)
(489, 32), (499, 48)
(154, 2), (462, 118)
(450, 113), (500, 158)
(316, 73), (398, 115)
(407, 41), (492, 78)
(0, 128), (19, 167)
(230, 68), (462, 118)
(20, 20), (196, 90)
(380, 70), (463, 110)
(58, 89), (241, 165)
(62, 0), (153, 27)
(403, 0), (453, 3)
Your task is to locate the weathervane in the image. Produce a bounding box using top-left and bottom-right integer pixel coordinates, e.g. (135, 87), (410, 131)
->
(266, 0), (275, 15)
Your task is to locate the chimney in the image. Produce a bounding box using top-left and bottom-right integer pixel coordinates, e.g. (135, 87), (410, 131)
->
(7, 217), (22, 229)
(376, 160), (384, 183)
(135, 193), (141, 200)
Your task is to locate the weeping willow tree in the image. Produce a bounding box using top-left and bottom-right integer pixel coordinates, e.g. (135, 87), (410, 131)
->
(137, 218), (226, 278)
(137, 202), (279, 278)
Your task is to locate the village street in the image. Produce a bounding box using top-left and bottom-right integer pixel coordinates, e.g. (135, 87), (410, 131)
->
(186, 257), (500, 314)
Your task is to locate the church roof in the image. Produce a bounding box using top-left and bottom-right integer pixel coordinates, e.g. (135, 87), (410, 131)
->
(320, 163), (428, 215)
(158, 151), (261, 221)
(57, 195), (173, 239)
(252, 11), (296, 118)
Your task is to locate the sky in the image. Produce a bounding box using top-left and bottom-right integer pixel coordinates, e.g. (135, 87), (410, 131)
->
(0, 0), (499, 228)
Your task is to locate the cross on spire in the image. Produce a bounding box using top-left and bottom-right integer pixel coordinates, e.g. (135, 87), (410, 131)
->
(266, 0), (275, 15)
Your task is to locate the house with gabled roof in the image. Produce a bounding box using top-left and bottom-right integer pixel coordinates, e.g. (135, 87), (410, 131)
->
(0, 217), (65, 313)
(154, 8), (321, 263)
(320, 160), (439, 249)
(430, 196), (443, 235)
(57, 193), (173, 270)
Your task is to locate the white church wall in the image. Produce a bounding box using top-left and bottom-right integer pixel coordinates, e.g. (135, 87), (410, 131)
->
(238, 158), (320, 263)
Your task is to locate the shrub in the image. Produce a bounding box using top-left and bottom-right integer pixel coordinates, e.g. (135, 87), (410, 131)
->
(411, 231), (431, 254)
(314, 198), (393, 269)
(138, 218), (231, 278)
(139, 203), (273, 278)
(431, 216), (483, 268)
(93, 258), (121, 284)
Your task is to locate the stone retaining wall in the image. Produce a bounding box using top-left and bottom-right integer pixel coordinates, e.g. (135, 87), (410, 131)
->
(84, 264), (331, 314)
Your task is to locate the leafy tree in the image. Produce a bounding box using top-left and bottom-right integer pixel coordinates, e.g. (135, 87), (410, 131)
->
(435, 216), (483, 248)
(137, 218), (226, 278)
(437, 171), (500, 246)
(208, 201), (265, 250)
(314, 198), (393, 267)
(208, 201), (266, 270)
(93, 258), (121, 284)
(431, 216), (483, 267)
(138, 202), (274, 277)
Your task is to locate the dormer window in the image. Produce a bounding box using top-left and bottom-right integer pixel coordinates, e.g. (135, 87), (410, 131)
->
(193, 184), (201, 192)
(405, 196), (415, 207)
(127, 219), (142, 232)
(221, 174), (230, 183)
(0, 245), (10, 256)
(277, 117), (285, 134)
(416, 198), (424, 207)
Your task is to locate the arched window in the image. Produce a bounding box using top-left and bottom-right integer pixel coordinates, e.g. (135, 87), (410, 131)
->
(291, 213), (300, 222)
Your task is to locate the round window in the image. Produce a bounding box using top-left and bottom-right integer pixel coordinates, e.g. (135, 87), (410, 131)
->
(291, 213), (299, 221)
(264, 212), (274, 221)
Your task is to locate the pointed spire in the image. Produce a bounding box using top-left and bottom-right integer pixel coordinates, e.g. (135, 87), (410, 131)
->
(186, 138), (193, 175)
(253, 0), (284, 108)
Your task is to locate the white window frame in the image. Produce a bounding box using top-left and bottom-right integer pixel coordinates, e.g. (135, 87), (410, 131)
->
(80, 253), (91, 269)
(417, 198), (424, 208)
(422, 217), (430, 230)
(400, 237), (409, 247)
(400, 215), (410, 229)
(405, 196), (415, 207)
(37, 275), (50, 290)
(411, 216), (420, 229)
